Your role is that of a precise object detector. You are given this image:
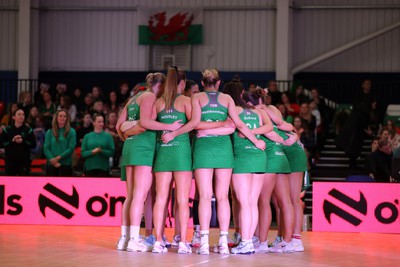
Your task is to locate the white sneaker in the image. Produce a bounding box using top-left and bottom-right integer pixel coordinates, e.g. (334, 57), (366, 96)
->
(292, 239), (304, 252)
(254, 241), (270, 253)
(172, 235), (181, 247)
(196, 243), (210, 255)
(116, 236), (129, 250)
(269, 236), (282, 247)
(127, 238), (149, 252)
(231, 241), (255, 255)
(191, 231), (201, 247)
(213, 242), (230, 254)
(152, 241), (168, 253)
(232, 232), (241, 246)
(252, 236), (260, 245)
(162, 235), (171, 248)
(178, 242), (192, 254)
(269, 240), (295, 253)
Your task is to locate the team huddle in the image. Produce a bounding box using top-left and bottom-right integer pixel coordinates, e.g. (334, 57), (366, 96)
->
(115, 68), (308, 255)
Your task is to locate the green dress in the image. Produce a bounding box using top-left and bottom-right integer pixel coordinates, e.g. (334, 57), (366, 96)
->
(263, 123), (291, 174)
(276, 128), (308, 173)
(120, 91), (156, 181)
(232, 108), (266, 174)
(192, 91), (234, 169)
(153, 96), (192, 172)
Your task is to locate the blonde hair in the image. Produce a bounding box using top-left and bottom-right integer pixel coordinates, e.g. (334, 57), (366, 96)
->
(52, 109), (71, 141)
(201, 69), (220, 87)
(163, 67), (186, 110)
(145, 72), (166, 97)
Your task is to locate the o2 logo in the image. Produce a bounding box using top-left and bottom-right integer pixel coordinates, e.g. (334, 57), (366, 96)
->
(323, 188), (399, 226)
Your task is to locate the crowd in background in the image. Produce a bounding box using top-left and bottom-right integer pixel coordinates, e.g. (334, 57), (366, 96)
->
(0, 78), (399, 181)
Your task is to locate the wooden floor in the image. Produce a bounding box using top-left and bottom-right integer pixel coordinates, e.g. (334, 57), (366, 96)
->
(0, 225), (398, 267)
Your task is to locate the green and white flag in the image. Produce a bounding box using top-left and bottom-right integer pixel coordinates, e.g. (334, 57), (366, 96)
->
(138, 10), (203, 45)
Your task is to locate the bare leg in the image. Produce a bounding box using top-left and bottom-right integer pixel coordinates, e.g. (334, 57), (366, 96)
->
(258, 173), (276, 242)
(153, 172), (173, 242)
(122, 166), (134, 226)
(194, 168), (214, 232)
(130, 166), (153, 227)
(231, 173), (253, 240)
(250, 173), (268, 237)
(274, 174), (294, 243)
(214, 168), (233, 233)
(289, 172), (304, 235)
(174, 171), (192, 243)
(144, 183), (155, 236)
(230, 184), (240, 234)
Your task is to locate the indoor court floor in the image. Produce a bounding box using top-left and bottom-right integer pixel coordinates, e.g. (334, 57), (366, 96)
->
(0, 225), (398, 267)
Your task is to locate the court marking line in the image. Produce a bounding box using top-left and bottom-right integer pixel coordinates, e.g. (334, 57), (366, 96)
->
(182, 255), (231, 267)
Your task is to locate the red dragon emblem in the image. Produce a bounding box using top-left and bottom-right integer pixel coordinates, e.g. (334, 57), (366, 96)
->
(148, 12), (194, 42)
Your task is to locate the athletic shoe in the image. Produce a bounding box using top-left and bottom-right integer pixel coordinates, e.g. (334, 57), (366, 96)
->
(254, 241), (270, 253)
(152, 241), (168, 253)
(172, 235), (181, 247)
(232, 232), (241, 246)
(269, 240), (295, 253)
(269, 236), (282, 247)
(292, 239), (304, 252)
(127, 238), (149, 252)
(143, 234), (156, 247)
(252, 236), (260, 245)
(213, 242), (230, 254)
(196, 243), (210, 255)
(116, 236), (129, 251)
(191, 231), (201, 247)
(231, 241), (255, 255)
(162, 235), (171, 248)
(178, 242), (192, 254)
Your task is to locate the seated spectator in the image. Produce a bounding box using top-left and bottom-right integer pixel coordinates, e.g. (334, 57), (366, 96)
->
(58, 94), (77, 124)
(34, 83), (50, 107)
(292, 83), (308, 105)
(81, 113), (115, 177)
(55, 83), (68, 106)
(43, 109), (76, 177)
(18, 91), (33, 117)
(90, 99), (106, 118)
(105, 111), (121, 168)
(76, 112), (93, 147)
(79, 93), (94, 119)
(299, 103), (317, 160)
(281, 92), (300, 117)
(39, 91), (57, 128)
(1, 102), (19, 127)
(104, 90), (120, 115)
(309, 100), (321, 129)
(71, 87), (85, 116)
(277, 103), (293, 124)
(31, 114), (46, 159)
(0, 108), (36, 175)
(26, 105), (40, 128)
(266, 80), (282, 106)
(91, 86), (104, 102)
(117, 81), (130, 106)
(382, 120), (400, 150)
(292, 116), (304, 139)
(365, 139), (393, 182)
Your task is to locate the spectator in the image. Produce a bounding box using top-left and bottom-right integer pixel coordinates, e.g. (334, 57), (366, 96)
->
(31, 114), (46, 159)
(76, 112), (93, 147)
(81, 113), (115, 177)
(117, 81), (130, 106)
(90, 99), (106, 118)
(34, 83), (50, 107)
(0, 108), (36, 175)
(81, 93), (94, 117)
(55, 83), (68, 106)
(26, 105), (40, 128)
(365, 139), (393, 182)
(292, 116), (304, 139)
(105, 111), (121, 168)
(382, 120), (400, 150)
(1, 102), (19, 127)
(71, 87), (85, 115)
(291, 83), (308, 105)
(18, 91), (34, 117)
(277, 103), (293, 124)
(281, 92), (300, 117)
(91, 86), (104, 102)
(266, 80), (282, 106)
(43, 109), (76, 177)
(336, 79), (376, 169)
(299, 103), (317, 160)
(58, 94), (77, 124)
(104, 90), (120, 115)
(39, 91), (57, 128)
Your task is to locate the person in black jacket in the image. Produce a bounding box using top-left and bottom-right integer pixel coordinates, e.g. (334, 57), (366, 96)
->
(0, 108), (36, 175)
(365, 139), (392, 182)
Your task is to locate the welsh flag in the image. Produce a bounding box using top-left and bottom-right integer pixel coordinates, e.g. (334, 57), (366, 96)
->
(138, 10), (203, 45)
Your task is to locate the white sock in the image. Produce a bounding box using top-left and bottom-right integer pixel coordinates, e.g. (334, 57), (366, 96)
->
(130, 225), (140, 240)
(121, 225), (130, 237)
(200, 230), (209, 245)
(219, 231), (229, 244)
(195, 225), (200, 232)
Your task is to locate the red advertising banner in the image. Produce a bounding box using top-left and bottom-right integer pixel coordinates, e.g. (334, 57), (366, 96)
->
(0, 177), (195, 226)
(312, 182), (400, 233)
